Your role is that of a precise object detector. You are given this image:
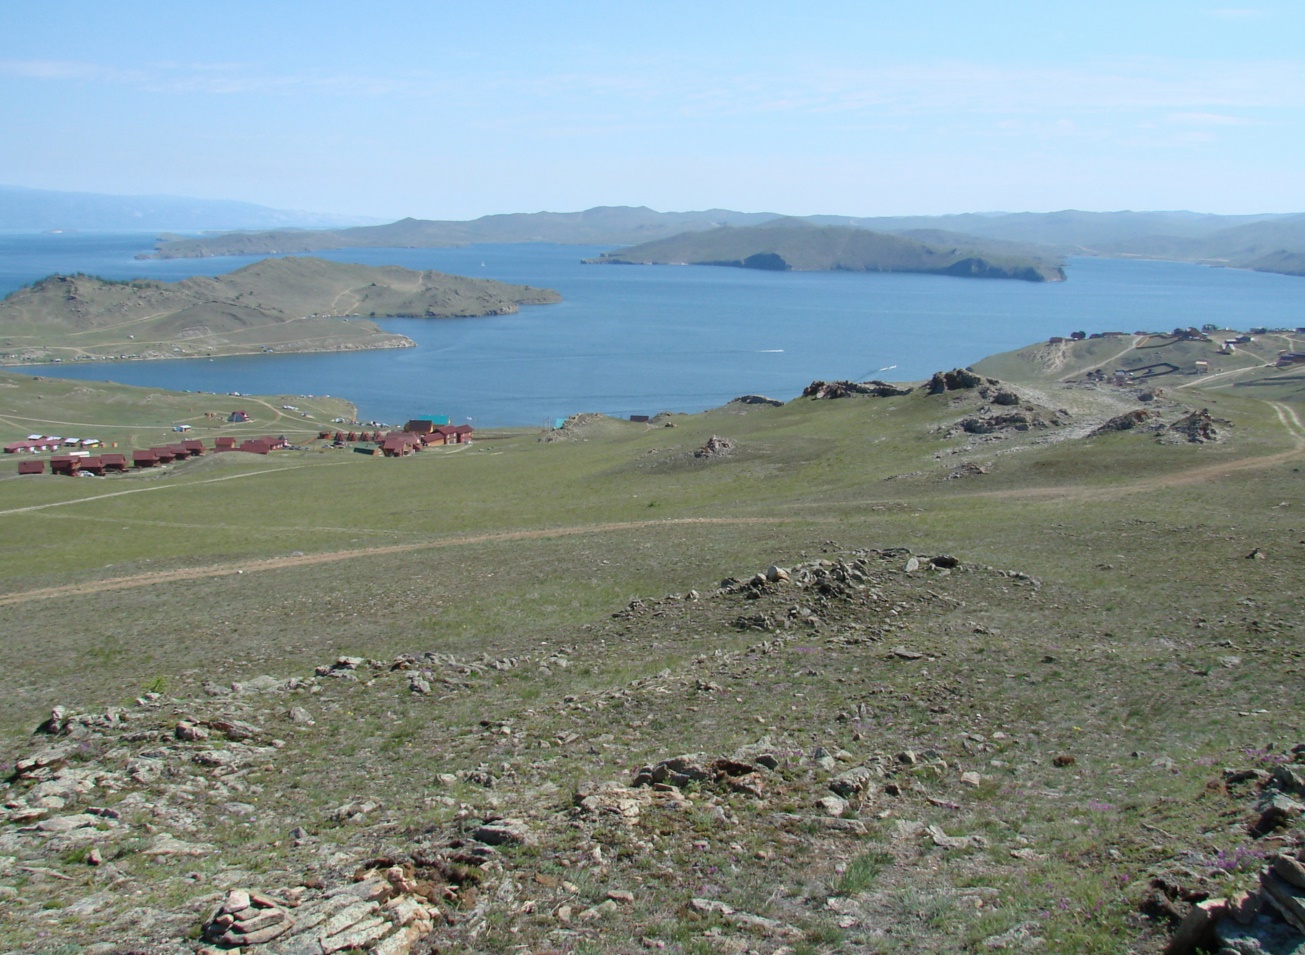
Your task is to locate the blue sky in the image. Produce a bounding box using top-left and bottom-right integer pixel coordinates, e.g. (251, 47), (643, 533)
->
(2, 1), (1302, 220)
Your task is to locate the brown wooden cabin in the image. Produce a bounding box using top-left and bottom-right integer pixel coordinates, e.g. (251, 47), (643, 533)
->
(50, 455), (80, 476)
(381, 433), (422, 457)
(182, 440), (205, 455)
(79, 456), (105, 476)
(17, 460), (44, 475)
(214, 436), (237, 452)
(101, 453), (128, 472)
(133, 449), (160, 468)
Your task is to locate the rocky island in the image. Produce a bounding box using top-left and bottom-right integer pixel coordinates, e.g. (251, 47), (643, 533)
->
(583, 219), (1067, 282)
(0, 256), (561, 364)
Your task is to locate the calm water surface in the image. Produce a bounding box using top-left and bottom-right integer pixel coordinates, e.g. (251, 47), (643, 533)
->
(2, 234), (1302, 426)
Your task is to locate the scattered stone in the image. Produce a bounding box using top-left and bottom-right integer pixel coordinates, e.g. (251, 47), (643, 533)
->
(1263, 870), (1305, 934)
(174, 720), (208, 741)
(1275, 855), (1305, 891)
(817, 795), (849, 817)
(891, 647), (925, 660)
(926, 825), (988, 850)
(829, 766), (877, 798)
(473, 818), (534, 847)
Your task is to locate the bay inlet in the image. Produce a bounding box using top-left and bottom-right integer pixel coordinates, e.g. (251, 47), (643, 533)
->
(2, 235), (1302, 427)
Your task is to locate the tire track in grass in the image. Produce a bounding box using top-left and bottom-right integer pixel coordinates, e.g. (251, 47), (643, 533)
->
(0, 517), (793, 607)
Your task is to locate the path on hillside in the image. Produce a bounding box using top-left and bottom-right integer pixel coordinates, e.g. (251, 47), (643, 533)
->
(0, 464), (325, 516)
(0, 517), (792, 607)
(5, 393), (1303, 607)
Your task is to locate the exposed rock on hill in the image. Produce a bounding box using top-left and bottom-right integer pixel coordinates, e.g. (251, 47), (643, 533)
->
(1090, 409), (1159, 435)
(926, 368), (988, 394)
(728, 394), (784, 407)
(1169, 408), (1223, 443)
(803, 380), (914, 399)
(694, 434), (736, 458)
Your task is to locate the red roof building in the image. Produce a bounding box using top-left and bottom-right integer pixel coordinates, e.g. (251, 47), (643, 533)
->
(134, 450), (160, 468)
(17, 460), (44, 475)
(50, 455), (80, 476)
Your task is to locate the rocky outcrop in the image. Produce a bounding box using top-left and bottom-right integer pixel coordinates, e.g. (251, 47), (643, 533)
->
(926, 368), (988, 394)
(1090, 409), (1158, 435)
(694, 435), (736, 458)
(1168, 408), (1222, 443)
(803, 380), (914, 399)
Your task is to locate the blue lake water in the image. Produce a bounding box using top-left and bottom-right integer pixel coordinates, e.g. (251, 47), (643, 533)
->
(2, 233), (1303, 426)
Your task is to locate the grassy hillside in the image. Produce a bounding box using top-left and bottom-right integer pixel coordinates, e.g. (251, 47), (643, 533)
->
(0, 256), (561, 364)
(0, 346), (1302, 953)
(586, 220), (1066, 282)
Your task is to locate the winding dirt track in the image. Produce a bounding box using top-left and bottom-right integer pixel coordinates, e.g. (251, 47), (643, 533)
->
(0, 517), (791, 607)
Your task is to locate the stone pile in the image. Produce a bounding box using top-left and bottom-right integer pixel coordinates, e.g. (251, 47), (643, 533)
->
(693, 434), (735, 458)
(1165, 745), (1305, 954)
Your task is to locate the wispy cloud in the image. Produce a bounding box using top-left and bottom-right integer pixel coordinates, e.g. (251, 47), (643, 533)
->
(0, 59), (141, 82)
(1165, 111), (1261, 126)
(1204, 8), (1268, 19)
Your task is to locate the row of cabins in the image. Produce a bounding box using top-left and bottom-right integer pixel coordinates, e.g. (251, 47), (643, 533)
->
(386, 422), (474, 457)
(5, 436), (103, 454)
(16, 435), (288, 476)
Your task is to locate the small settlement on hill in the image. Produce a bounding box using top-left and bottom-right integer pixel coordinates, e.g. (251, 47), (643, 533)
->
(9, 417), (472, 475)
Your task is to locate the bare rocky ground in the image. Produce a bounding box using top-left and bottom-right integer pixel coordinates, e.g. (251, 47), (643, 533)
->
(3, 541), (1302, 954)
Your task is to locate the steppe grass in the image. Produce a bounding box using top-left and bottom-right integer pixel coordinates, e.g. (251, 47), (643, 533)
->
(1, 350), (1303, 952)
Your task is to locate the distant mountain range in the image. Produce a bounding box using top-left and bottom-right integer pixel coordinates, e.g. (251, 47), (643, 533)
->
(584, 219), (1065, 282)
(0, 185), (380, 233)
(9, 188), (1305, 279)
(136, 205), (1305, 280)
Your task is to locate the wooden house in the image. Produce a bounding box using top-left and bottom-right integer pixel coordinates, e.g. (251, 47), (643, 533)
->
(100, 453), (128, 472)
(214, 436), (237, 452)
(79, 456), (105, 476)
(183, 440), (205, 455)
(133, 449), (160, 468)
(49, 455), (80, 476)
(380, 432), (422, 457)
(17, 460), (44, 475)
(152, 448), (176, 465)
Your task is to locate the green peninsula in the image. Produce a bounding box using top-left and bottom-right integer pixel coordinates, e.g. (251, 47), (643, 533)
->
(584, 219), (1067, 282)
(0, 256), (561, 365)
